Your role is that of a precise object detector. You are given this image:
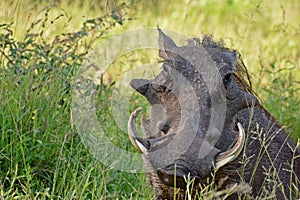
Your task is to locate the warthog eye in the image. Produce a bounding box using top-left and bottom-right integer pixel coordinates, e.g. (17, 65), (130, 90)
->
(223, 73), (233, 88)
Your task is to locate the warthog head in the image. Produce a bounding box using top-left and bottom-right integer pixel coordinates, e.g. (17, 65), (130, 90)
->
(127, 29), (299, 199)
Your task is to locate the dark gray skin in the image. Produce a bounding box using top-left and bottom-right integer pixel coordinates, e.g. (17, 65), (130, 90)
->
(129, 29), (300, 199)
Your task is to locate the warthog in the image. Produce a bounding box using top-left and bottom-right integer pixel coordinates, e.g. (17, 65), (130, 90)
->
(128, 29), (300, 199)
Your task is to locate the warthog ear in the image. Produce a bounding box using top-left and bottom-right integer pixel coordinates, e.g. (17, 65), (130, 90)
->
(158, 28), (177, 59)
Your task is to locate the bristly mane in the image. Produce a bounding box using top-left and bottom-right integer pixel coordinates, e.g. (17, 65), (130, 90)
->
(187, 35), (285, 126)
(187, 35), (257, 97)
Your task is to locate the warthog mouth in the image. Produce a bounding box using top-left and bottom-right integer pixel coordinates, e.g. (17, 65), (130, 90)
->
(128, 107), (245, 187)
(157, 164), (201, 188)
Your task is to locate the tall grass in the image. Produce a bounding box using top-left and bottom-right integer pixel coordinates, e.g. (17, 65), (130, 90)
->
(0, 0), (299, 199)
(0, 2), (152, 199)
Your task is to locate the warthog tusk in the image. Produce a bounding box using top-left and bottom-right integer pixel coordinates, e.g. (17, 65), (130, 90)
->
(215, 122), (245, 169)
(128, 107), (150, 154)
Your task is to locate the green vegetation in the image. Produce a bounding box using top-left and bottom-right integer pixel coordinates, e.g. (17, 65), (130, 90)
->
(0, 0), (299, 199)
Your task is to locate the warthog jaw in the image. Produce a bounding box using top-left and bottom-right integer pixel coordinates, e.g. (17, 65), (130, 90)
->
(128, 107), (245, 169)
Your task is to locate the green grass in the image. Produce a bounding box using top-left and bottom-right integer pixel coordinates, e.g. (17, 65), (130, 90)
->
(0, 0), (299, 199)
